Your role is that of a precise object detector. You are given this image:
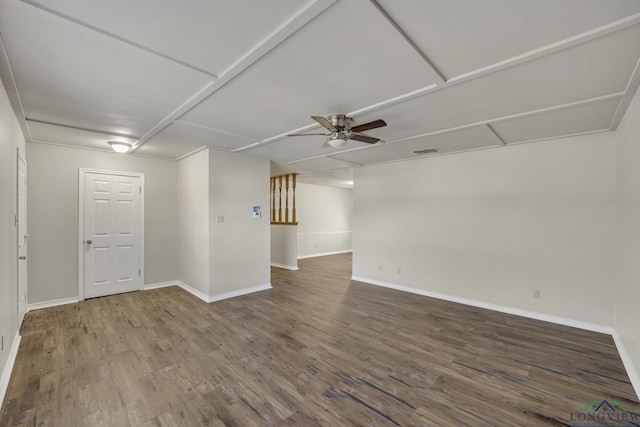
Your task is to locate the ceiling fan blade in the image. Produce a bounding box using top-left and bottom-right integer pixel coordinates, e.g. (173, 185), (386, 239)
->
(287, 133), (330, 136)
(350, 134), (380, 144)
(351, 119), (387, 133)
(311, 115), (335, 131)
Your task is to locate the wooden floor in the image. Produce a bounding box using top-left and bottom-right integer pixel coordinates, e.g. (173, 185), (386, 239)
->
(1, 254), (638, 426)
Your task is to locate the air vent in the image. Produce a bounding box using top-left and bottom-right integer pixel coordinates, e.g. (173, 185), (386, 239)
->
(412, 148), (439, 155)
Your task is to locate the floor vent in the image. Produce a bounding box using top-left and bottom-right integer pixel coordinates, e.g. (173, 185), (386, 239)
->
(412, 148), (439, 155)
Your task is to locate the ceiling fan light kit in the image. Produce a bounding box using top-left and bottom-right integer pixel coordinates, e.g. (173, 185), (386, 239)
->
(289, 114), (387, 148)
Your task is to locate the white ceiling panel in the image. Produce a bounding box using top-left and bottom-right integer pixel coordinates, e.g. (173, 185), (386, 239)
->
(493, 98), (621, 144)
(181, 0), (440, 140)
(347, 23), (640, 143)
(377, 0), (640, 79)
(137, 120), (259, 159)
(23, 0), (307, 76)
(287, 156), (355, 173)
(0, 0), (212, 137)
(332, 126), (502, 165)
(27, 120), (137, 150)
(247, 134), (373, 163)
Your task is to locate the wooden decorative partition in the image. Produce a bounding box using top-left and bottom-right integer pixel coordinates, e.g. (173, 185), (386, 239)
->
(271, 173), (298, 225)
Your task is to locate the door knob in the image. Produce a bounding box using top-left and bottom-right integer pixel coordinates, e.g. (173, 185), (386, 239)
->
(18, 256), (26, 260)
(86, 240), (92, 244)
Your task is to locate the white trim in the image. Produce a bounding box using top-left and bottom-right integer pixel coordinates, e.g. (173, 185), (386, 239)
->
(176, 281), (211, 303)
(27, 297), (78, 311)
(0, 332), (21, 406)
(298, 250), (353, 260)
(351, 276), (614, 334)
(209, 284), (272, 302)
(270, 262), (299, 271)
(175, 145), (209, 161)
(16, 148), (27, 330)
(143, 281), (177, 290)
(78, 169), (145, 301)
(175, 281), (272, 303)
(612, 331), (640, 400)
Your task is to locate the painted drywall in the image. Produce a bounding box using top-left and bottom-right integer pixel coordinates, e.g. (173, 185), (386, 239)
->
(353, 134), (616, 327)
(0, 73), (25, 401)
(271, 225), (298, 269)
(26, 143), (178, 303)
(177, 149), (210, 295)
(209, 150), (270, 296)
(615, 84), (640, 394)
(296, 182), (353, 258)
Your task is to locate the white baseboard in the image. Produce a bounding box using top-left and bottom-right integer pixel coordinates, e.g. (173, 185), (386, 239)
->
(612, 331), (640, 401)
(27, 296), (79, 311)
(209, 283), (272, 302)
(0, 331), (21, 407)
(271, 262), (298, 271)
(298, 249), (352, 260)
(176, 281), (211, 303)
(351, 276), (614, 335)
(176, 281), (272, 303)
(143, 281), (177, 290)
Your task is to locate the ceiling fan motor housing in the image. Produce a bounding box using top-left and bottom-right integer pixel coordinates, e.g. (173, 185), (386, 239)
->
(328, 114), (352, 131)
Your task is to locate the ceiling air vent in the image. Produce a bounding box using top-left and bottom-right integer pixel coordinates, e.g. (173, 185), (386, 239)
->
(412, 148), (439, 155)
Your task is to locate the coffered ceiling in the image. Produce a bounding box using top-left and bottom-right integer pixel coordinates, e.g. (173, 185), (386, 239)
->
(2, 0), (640, 186)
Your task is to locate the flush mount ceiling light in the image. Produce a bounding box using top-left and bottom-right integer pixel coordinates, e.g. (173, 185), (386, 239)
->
(107, 141), (133, 153)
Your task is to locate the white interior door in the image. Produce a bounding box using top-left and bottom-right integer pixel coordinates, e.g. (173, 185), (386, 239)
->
(83, 171), (142, 299)
(17, 151), (27, 328)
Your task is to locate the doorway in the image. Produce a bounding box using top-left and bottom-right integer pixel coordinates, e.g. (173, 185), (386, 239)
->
(79, 169), (144, 300)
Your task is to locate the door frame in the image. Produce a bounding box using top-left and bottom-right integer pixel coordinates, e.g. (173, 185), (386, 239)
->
(16, 148), (27, 329)
(78, 168), (145, 301)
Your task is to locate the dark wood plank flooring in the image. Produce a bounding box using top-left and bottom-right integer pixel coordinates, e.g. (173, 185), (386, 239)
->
(1, 253), (638, 426)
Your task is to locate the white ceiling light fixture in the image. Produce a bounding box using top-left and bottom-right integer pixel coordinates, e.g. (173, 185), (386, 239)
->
(107, 141), (133, 153)
(328, 133), (348, 148)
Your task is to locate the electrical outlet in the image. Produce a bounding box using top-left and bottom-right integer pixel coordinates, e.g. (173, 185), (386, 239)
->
(396, 267), (401, 275)
(378, 265), (382, 272)
(216, 215), (224, 223)
(533, 289), (541, 299)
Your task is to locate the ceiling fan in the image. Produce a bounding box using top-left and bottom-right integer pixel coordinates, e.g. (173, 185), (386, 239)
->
(288, 114), (387, 148)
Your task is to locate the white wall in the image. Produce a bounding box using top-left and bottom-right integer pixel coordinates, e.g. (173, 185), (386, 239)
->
(0, 75), (26, 401)
(296, 182), (353, 258)
(615, 84), (640, 395)
(271, 225), (298, 270)
(353, 134), (616, 327)
(177, 149), (209, 295)
(209, 150), (270, 296)
(26, 143), (178, 303)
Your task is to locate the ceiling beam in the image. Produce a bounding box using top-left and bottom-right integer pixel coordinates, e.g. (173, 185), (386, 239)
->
(367, 0), (447, 83)
(609, 57), (640, 130)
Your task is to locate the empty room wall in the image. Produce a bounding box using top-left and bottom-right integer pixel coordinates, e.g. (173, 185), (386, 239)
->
(0, 75), (25, 397)
(296, 182), (353, 258)
(353, 133), (616, 327)
(26, 143), (178, 304)
(615, 84), (640, 393)
(177, 149), (210, 296)
(209, 149), (271, 297)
